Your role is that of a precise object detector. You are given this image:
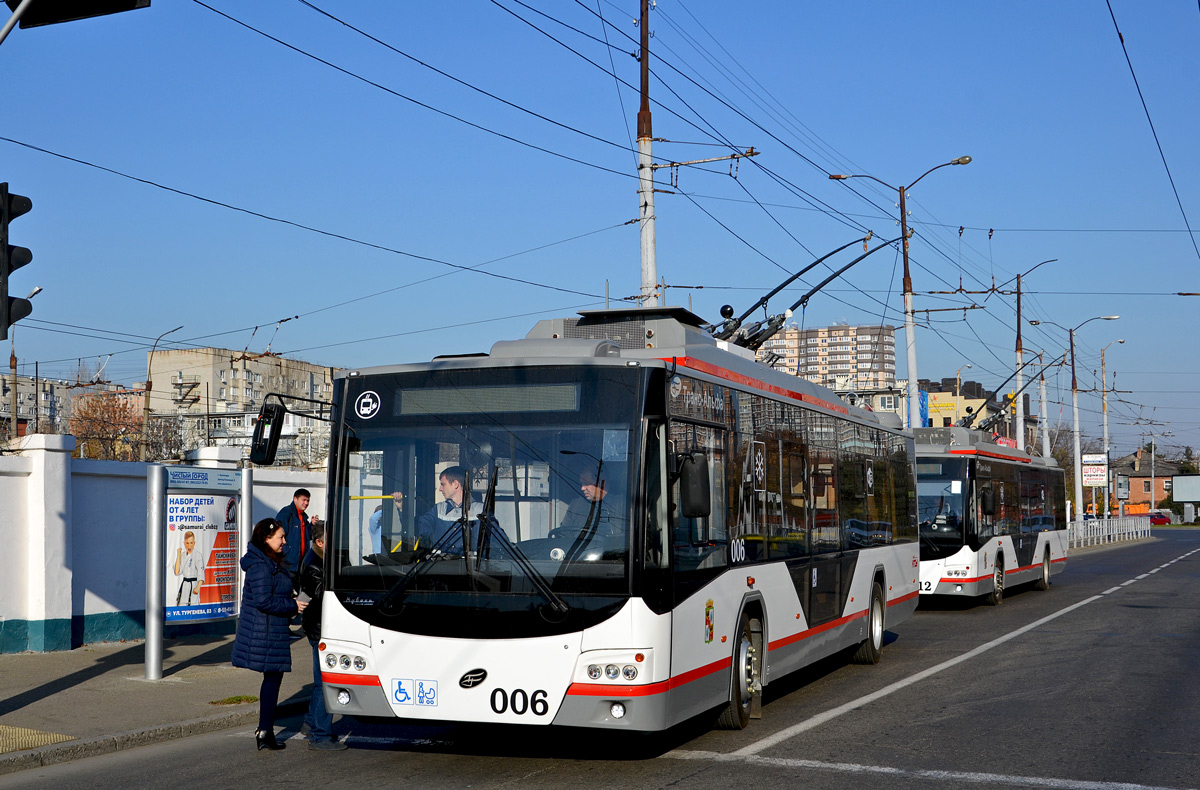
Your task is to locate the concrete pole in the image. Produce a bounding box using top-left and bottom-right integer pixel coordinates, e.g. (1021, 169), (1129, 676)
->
(636, 0), (657, 307)
(1015, 274), (1025, 451)
(1039, 354), (1051, 459)
(145, 464), (166, 680)
(900, 187), (920, 429)
(1070, 329), (1084, 523)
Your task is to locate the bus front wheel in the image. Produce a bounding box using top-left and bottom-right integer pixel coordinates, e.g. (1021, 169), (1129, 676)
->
(715, 613), (759, 730)
(986, 556), (1005, 606)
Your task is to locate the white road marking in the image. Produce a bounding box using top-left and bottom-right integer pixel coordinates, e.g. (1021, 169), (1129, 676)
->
(666, 750), (1196, 790)
(726, 594), (1103, 756)
(710, 545), (1200, 759)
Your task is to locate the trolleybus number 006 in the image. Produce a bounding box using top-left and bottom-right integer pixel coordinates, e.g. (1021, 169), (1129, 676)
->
(490, 688), (549, 716)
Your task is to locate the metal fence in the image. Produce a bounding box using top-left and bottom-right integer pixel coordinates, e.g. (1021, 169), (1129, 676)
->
(1068, 516), (1153, 549)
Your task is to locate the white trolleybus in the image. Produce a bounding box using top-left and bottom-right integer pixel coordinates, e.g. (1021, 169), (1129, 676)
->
(915, 426), (1067, 604)
(251, 307), (919, 732)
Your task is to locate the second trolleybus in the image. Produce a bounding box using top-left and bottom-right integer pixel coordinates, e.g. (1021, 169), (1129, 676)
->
(915, 426), (1067, 604)
(252, 306), (920, 731)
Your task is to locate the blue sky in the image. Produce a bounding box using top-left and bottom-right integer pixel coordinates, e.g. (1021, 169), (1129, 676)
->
(3, 1), (1196, 457)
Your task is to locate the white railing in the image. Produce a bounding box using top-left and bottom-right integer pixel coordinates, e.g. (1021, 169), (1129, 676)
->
(1068, 516), (1153, 549)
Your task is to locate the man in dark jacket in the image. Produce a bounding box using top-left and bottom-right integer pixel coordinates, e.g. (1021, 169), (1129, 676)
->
(299, 520), (345, 751)
(276, 488), (312, 584)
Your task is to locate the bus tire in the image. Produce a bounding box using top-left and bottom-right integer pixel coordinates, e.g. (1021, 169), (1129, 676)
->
(1034, 549), (1051, 591)
(986, 555), (1004, 606)
(715, 612), (758, 730)
(852, 582), (885, 665)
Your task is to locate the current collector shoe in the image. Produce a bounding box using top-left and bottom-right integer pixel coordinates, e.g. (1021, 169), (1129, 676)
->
(255, 729), (286, 751)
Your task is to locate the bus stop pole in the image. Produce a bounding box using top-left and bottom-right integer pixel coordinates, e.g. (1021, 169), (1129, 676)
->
(145, 464), (166, 680)
(239, 467), (253, 614)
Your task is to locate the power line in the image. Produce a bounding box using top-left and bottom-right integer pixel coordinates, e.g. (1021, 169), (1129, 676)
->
(1105, 0), (1200, 262)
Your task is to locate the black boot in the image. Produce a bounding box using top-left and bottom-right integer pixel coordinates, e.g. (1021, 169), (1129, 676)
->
(255, 729), (286, 751)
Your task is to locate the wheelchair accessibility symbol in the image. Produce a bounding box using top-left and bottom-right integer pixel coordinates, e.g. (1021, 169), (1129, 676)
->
(391, 678), (438, 707)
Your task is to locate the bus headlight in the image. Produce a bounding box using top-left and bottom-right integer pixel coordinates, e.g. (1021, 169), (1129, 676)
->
(340, 655), (352, 669)
(325, 653), (337, 669)
(622, 665), (637, 680)
(336, 688), (351, 706)
(353, 656), (366, 671)
(605, 664), (619, 679)
(610, 702), (626, 719)
(587, 665), (602, 680)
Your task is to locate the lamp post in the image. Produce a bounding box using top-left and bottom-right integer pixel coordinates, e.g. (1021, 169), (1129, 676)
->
(6, 286), (41, 441)
(141, 325), (183, 462)
(830, 156), (973, 428)
(1100, 339), (1124, 516)
(955, 364), (972, 424)
(1030, 315), (1119, 522)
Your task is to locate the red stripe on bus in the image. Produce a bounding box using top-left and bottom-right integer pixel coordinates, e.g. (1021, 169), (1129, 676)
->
(769, 607), (868, 651)
(666, 357), (850, 415)
(887, 589), (919, 607)
(947, 448), (1032, 463)
(565, 656), (730, 698)
(322, 672), (381, 687)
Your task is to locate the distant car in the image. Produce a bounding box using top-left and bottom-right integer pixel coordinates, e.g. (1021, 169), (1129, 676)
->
(1148, 512), (1170, 526)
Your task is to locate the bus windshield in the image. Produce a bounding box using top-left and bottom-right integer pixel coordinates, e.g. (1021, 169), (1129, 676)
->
(917, 459), (968, 558)
(326, 366), (642, 638)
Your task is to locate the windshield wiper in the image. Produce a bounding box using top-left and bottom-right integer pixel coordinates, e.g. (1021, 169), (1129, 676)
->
(378, 466), (569, 618)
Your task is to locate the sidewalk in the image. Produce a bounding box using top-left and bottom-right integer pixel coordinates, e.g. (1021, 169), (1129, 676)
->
(0, 634), (314, 776)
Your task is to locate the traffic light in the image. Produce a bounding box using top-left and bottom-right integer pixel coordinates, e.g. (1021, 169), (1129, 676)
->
(3, 1), (150, 29)
(1, 182), (34, 342)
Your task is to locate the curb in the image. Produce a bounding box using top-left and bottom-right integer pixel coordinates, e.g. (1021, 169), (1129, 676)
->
(0, 699), (308, 777)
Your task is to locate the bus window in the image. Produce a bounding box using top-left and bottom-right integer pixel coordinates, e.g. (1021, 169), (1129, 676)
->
(669, 421), (728, 593)
(777, 448), (808, 557)
(810, 444), (839, 554)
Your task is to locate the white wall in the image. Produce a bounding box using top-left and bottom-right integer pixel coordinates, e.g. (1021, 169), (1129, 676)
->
(0, 435), (326, 652)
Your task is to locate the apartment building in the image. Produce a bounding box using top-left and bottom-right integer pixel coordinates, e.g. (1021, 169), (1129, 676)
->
(756, 323), (897, 389)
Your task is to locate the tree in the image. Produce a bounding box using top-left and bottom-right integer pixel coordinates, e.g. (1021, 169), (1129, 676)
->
(69, 390), (142, 460)
(1181, 446), (1197, 475)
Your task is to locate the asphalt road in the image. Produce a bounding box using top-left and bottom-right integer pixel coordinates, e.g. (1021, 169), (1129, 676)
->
(3, 530), (1197, 790)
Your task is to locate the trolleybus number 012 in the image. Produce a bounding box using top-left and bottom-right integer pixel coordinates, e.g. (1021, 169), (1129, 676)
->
(490, 688), (549, 716)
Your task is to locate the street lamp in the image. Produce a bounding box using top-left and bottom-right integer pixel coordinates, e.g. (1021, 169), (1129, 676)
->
(141, 325), (183, 462)
(1100, 339), (1124, 517)
(830, 156), (973, 428)
(955, 364), (972, 424)
(1029, 315), (1119, 522)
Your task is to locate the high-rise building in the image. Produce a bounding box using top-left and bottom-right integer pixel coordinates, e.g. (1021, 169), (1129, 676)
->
(755, 323), (896, 389)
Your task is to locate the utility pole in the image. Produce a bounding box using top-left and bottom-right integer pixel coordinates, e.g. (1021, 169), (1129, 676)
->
(636, 0), (656, 307)
(1100, 340), (1123, 516)
(1039, 352), (1051, 458)
(1015, 273), (1025, 451)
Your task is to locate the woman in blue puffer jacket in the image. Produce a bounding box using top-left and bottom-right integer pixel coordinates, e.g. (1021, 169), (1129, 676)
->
(232, 517), (307, 751)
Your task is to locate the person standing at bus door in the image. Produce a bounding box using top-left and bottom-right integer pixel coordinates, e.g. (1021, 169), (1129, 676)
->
(276, 488), (312, 585)
(232, 518), (307, 752)
(415, 466), (484, 551)
(299, 520), (347, 751)
(173, 530), (205, 606)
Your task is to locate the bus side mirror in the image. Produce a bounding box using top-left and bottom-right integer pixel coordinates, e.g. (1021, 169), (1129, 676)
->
(249, 402), (286, 465)
(678, 452), (711, 518)
(980, 486), (996, 516)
